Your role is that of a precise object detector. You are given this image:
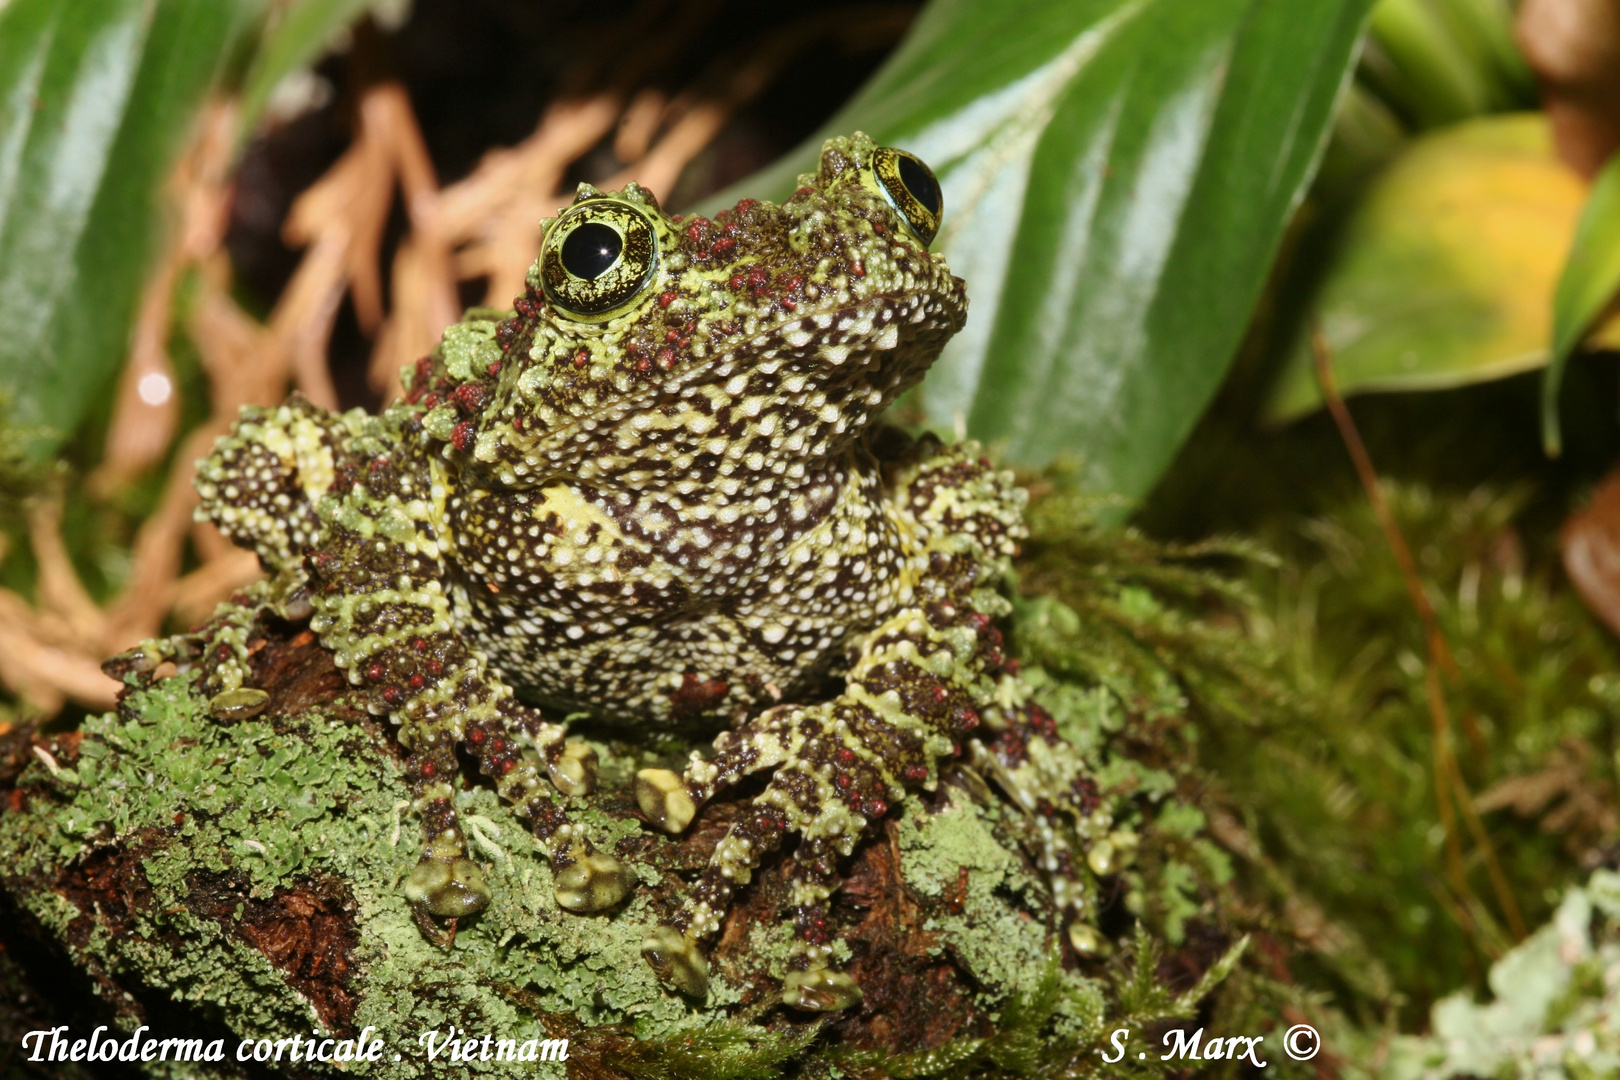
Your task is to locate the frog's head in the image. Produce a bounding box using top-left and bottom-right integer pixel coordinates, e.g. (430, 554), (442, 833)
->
(408, 132), (965, 491)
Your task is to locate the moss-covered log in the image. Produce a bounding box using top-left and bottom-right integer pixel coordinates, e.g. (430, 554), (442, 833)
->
(0, 499), (1286, 1078)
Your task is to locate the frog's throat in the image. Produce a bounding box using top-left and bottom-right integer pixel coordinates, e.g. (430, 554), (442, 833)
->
(490, 288), (967, 492)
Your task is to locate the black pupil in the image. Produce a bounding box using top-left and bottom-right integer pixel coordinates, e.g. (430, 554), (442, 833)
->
(561, 222), (622, 280)
(898, 155), (940, 216)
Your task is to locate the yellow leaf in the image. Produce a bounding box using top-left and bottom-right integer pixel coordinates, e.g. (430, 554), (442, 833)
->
(1268, 112), (1616, 422)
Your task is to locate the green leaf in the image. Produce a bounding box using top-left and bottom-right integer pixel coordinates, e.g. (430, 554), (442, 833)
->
(1267, 114), (1606, 423)
(1545, 152), (1620, 456)
(1436, 0), (1535, 107)
(1360, 0), (1531, 129)
(238, 0), (403, 135)
(707, 0), (1374, 507)
(1363, 0), (1491, 127)
(0, 0), (262, 454)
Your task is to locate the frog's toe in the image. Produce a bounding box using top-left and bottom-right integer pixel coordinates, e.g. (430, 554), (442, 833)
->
(554, 852), (631, 912)
(641, 925), (709, 998)
(781, 967), (863, 1012)
(277, 586), (315, 622)
(634, 768), (696, 833)
(1067, 921), (1103, 955)
(207, 687), (271, 722)
(403, 856), (492, 919)
(547, 741), (598, 797)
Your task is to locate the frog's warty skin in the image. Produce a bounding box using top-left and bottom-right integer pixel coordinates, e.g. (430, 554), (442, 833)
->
(187, 132), (1105, 1009)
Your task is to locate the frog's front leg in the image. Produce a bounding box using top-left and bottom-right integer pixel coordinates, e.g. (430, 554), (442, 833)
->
(309, 440), (630, 933)
(639, 633), (1100, 1010)
(637, 603), (983, 1009)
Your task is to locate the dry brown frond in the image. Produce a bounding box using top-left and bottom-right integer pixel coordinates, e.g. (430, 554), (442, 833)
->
(1475, 740), (1620, 850)
(0, 591), (118, 712)
(93, 102), (239, 494)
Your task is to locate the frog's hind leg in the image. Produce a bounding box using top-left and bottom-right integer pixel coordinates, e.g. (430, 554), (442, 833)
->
(191, 395), (366, 692)
(195, 394), (363, 575)
(970, 693), (1102, 946)
(634, 706), (803, 996)
(633, 705), (805, 835)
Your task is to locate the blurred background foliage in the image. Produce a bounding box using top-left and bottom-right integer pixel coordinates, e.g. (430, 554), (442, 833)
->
(1, 0), (1619, 1074)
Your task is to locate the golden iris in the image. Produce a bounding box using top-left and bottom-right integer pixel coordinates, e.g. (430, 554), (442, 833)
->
(540, 198), (659, 320)
(872, 147), (942, 246)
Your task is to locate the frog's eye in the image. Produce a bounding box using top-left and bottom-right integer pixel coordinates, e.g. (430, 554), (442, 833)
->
(540, 199), (659, 320)
(872, 147), (942, 247)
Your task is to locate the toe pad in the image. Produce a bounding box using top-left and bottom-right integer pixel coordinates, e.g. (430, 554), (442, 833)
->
(635, 768), (696, 833)
(782, 967), (862, 1011)
(403, 857), (492, 918)
(641, 925), (709, 998)
(554, 852), (631, 912)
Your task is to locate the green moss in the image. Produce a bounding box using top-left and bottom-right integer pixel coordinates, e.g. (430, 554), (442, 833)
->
(1211, 483), (1620, 1025)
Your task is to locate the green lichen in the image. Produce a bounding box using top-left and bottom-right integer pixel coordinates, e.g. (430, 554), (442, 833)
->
(894, 788), (1050, 1000)
(4, 665), (700, 1075)
(1384, 870), (1620, 1080)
